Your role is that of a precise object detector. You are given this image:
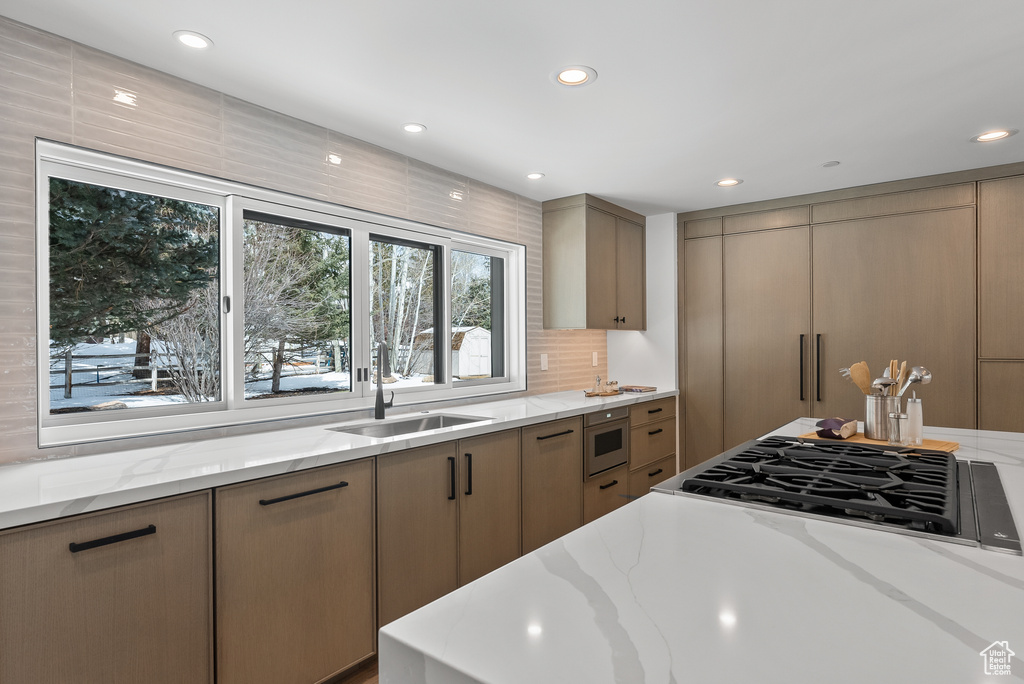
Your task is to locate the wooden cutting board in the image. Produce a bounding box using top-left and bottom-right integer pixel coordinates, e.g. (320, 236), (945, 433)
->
(798, 431), (960, 453)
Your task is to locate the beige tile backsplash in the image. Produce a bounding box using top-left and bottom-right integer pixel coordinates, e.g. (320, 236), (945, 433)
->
(0, 15), (609, 464)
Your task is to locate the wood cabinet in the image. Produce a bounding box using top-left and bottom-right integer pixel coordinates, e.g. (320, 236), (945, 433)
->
(583, 464), (629, 523)
(0, 492), (212, 684)
(979, 175), (1024, 359)
(521, 417), (583, 553)
(723, 226), (810, 447)
(215, 459), (375, 684)
(681, 183), (980, 466)
(543, 194), (646, 330)
(812, 207), (976, 428)
(979, 361), (1024, 431)
(628, 455), (676, 500)
(457, 430), (521, 586)
(377, 430), (521, 626)
(628, 398), (677, 499)
(377, 442), (459, 627)
(682, 236), (724, 468)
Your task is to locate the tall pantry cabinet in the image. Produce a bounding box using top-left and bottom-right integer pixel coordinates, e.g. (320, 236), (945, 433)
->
(680, 180), (985, 467)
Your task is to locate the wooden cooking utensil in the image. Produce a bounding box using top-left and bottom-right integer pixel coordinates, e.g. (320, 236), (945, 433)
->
(849, 361), (872, 394)
(895, 361), (906, 398)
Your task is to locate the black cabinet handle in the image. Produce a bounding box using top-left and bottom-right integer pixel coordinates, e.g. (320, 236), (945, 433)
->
(448, 456), (457, 500)
(799, 334), (805, 401)
(620, 317), (626, 324)
(614, 316), (621, 323)
(537, 429), (574, 441)
(69, 524), (156, 553)
(815, 333), (822, 402)
(464, 453), (473, 496)
(599, 479), (619, 490)
(648, 407), (663, 414)
(647, 468), (664, 478)
(648, 428), (663, 436)
(259, 481), (348, 506)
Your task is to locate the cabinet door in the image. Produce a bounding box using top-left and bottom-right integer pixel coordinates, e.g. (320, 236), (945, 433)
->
(0, 492), (212, 684)
(585, 206), (619, 328)
(521, 418), (583, 553)
(616, 218), (646, 330)
(215, 460), (374, 684)
(979, 176), (1024, 358)
(812, 207), (976, 427)
(457, 430), (521, 586)
(583, 465), (629, 523)
(724, 226), (810, 447)
(979, 361), (1024, 432)
(683, 236), (724, 468)
(377, 442), (458, 626)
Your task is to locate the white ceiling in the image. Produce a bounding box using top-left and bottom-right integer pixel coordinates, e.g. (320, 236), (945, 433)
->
(3, 0), (1023, 216)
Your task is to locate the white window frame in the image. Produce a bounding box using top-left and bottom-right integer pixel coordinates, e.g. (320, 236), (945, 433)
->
(36, 141), (526, 447)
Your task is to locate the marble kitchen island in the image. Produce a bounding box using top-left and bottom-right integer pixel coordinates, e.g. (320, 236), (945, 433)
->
(379, 418), (1024, 683)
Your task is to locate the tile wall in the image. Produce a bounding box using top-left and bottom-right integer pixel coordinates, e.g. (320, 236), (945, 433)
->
(0, 16), (608, 464)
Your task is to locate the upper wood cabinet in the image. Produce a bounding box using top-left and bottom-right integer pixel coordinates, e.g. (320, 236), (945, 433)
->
(543, 194), (646, 330)
(979, 175), (1024, 359)
(215, 459), (375, 684)
(0, 492), (212, 684)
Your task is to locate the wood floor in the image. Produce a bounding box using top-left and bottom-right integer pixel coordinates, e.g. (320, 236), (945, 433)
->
(336, 657), (378, 684)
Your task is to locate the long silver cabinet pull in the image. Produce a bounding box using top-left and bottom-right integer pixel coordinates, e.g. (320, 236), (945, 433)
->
(799, 334), (806, 401)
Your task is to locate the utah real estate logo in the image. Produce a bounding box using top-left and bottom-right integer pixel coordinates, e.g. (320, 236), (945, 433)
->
(980, 641), (1014, 676)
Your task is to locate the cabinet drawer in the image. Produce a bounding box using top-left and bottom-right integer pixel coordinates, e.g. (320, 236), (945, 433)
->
(628, 456), (676, 501)
(629, 397), (676, 427)
(630, 416), (676, 470)
(583, 465), (629, 524)
(0, 492), (212, 684)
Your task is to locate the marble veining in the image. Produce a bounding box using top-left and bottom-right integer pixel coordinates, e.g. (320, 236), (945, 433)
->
(379, 418), (1024, 684)
(0, 389), (676, 530)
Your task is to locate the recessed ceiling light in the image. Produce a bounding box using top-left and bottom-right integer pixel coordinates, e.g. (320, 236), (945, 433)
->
(552, 65), (597, 87)
(403, 122), (427, 134)
(715, 178), (743, 187)
(526, 172), (545, 180)
(327, 153), (342, 165)
(821, 160), (841, 168)
(173, 30), (212, 49)
(970, 129), (1018, 143)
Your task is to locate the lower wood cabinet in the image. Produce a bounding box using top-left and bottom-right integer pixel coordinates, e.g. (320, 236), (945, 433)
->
(583, 464), (629, 523)
(215, 459), (375, 684)
(521, 417), (583, 553)
(0, 492), (212, 684)
(457, 430), (522, 586)
(377, 430), (521, 626)
(628, 455), (676, 500)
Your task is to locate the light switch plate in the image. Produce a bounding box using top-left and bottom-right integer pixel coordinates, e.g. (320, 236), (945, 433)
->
(592, 352), (598, 367)
(540, 353), (548, 371)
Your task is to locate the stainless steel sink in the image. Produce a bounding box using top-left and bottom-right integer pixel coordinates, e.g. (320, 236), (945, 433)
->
(329, 414), (484, 438)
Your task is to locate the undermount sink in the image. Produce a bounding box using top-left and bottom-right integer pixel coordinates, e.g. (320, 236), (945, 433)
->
(330, 414), (485, 439)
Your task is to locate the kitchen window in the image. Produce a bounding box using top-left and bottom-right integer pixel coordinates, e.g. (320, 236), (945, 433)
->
(36, 142), (526, 446)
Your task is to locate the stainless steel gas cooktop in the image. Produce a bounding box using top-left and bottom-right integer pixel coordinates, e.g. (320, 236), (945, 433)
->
(653, 436), (1021, 554)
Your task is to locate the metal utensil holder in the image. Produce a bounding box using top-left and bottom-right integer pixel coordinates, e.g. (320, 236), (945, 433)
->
(865, 395), (899, 440)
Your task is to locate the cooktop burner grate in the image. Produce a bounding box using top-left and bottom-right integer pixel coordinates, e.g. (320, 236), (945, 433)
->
(679, 436), (959, 534)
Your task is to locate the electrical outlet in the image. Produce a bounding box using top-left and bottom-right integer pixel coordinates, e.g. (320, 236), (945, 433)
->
(540, 353), (548, 371)
(592, 351), (598, 367)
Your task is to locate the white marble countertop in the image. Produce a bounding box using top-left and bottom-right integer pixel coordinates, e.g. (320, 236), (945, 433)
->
(379, 417), (1024, 683)
(0, 389), (675, 531)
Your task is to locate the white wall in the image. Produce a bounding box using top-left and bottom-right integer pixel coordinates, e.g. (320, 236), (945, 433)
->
(607, 212), (678, 389)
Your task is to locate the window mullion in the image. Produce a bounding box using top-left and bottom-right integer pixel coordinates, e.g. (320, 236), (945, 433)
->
(349, 229), (371, 399)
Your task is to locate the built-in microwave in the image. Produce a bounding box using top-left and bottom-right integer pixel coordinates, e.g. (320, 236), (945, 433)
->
(584, 407), (629, 477)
